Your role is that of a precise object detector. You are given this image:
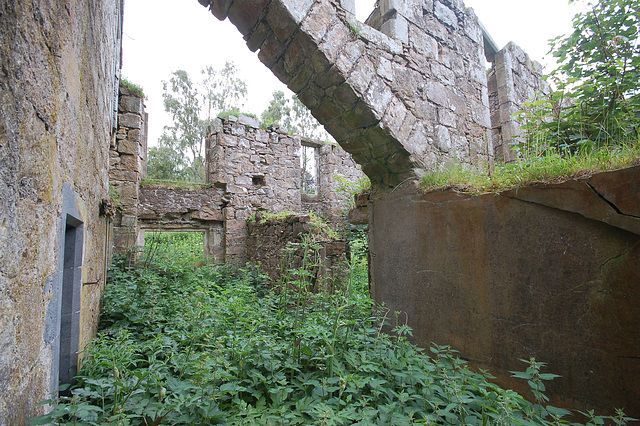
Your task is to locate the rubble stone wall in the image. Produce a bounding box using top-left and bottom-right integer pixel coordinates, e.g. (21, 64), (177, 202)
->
(0, 0), (122, 423)
(199, 0), (493, 186)
(246, 213), (347, 288)
(205, 116), (364, 262)
(138, 185), (227, 262)
(304, 140), (364, 222)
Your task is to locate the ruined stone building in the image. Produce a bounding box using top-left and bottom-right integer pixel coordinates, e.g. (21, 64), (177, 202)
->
(1, 0), (638, 422)
(110, 94), (364, 263)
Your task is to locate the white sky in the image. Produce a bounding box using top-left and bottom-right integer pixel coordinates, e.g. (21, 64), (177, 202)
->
(122, 0), (583, 147)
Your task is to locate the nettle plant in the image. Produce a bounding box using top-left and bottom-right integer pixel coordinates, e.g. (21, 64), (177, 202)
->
(514, 0), (640, 159)
(29, 237), (635, 425)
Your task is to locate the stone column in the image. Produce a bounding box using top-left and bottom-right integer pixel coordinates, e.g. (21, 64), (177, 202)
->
(378, 0), (409, 43)
(109, 84), (146, 255)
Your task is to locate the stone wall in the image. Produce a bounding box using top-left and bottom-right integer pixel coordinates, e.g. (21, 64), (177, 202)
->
(138, 185), (227, 262)
(246, 213), (347, 288)
(369, 166), (640, 417)
(204, 116), (364, 261)
(303, 139), (364, 222)
(199, 0), (493, 186)
(488, 42), (549, 162)
(110, 84), (148, 254)
(0, 0), (122, 423)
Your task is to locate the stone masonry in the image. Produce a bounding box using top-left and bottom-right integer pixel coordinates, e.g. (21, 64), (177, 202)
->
(199, 0), (494, 186)
(0, 0), (122, 423)
(109, 83), (148, 255)
(197, 0), (638, 416)
(112, 112), (364, 264)
(488, 42), (550, 162)
(206, 115), (363, 261)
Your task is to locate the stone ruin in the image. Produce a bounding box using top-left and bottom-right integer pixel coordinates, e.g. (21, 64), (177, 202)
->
(110, 86), (364, 265)
(2, 0), (639, 423)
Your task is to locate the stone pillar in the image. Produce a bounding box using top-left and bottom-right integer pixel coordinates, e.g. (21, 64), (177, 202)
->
(109, 84), (146, 255)
(378, 0), (409, 43)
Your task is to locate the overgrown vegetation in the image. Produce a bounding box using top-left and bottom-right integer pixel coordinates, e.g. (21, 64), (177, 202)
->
(120, 78), (145, 99)
(30, 232), (634, 425)
(421, 0), (640, 193)
(420, 143), (640, 193)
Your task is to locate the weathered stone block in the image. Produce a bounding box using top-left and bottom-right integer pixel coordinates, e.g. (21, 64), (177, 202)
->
(380, 16), (409, 44)
(119, 96), (144, 115)
(118, 113), (142, 130)
(117, 140), (139, 156)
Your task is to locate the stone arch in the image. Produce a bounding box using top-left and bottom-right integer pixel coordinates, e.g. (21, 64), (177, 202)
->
(197, 0), (493, 187)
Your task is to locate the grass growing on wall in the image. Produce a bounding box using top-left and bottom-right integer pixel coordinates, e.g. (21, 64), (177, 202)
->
(29, 238), (635, 425)
(420, 142), (640, 194)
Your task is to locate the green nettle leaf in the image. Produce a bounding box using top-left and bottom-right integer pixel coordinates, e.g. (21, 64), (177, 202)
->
(29, 229), (635, 425)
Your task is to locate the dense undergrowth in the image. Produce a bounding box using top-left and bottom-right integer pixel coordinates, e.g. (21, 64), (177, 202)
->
(30, 233), (634, 425)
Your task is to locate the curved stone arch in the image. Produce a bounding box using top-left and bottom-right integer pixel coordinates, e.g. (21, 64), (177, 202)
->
(198, 0), (492, 187)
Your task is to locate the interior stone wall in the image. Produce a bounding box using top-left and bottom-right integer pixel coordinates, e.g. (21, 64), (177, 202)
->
(369, 166), (640, 417)
(205, 116), (364, 261)
(246, 213), (347, 287)
(0, 0), (121, 423)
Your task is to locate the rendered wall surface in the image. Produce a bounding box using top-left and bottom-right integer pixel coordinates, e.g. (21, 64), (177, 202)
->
(0, 0), (121, 423)
(369, 166), (640, 417)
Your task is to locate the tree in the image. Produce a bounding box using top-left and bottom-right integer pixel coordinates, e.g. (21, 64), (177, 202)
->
(520, 0), (640, 155)
(154, 62), (248, 182)
(261, 91), (331, 140)
(146, 146), (187, 181)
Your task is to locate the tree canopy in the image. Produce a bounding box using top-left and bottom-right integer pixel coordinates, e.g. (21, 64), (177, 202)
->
(147, 62), (247, 182)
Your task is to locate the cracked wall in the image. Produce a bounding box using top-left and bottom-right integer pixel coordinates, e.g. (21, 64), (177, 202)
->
(369, 167), (640, 417)
(0, 0), (122, 423)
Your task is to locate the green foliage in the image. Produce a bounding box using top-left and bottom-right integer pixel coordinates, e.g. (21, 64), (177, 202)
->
(420, 143), (640, 193)
(261, 91), (331, 140)
(120, 77), (145, 98)
(146, 146), (188, 182)
(31, 240), (634, 425)
(157, 63), (248, 183)
(217, 108), (256, 120)
(334, 174), (371, 209)
(514, 0), (640, 158)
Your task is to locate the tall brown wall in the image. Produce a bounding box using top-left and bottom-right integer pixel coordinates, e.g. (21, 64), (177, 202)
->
(369, 166), (640, 417)
(0, 0), (121, 423)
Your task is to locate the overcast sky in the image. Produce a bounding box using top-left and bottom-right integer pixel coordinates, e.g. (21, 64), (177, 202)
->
(121, 0), (583, 147)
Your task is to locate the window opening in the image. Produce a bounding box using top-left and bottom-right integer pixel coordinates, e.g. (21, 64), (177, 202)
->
(144, 230), (206, 262)
(301, 145), (318, 195)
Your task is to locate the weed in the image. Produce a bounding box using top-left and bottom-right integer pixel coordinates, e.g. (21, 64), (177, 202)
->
(29, 238), (635, 425)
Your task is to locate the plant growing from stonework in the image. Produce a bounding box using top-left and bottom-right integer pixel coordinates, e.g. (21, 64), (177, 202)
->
(513, 0), (640, 159)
